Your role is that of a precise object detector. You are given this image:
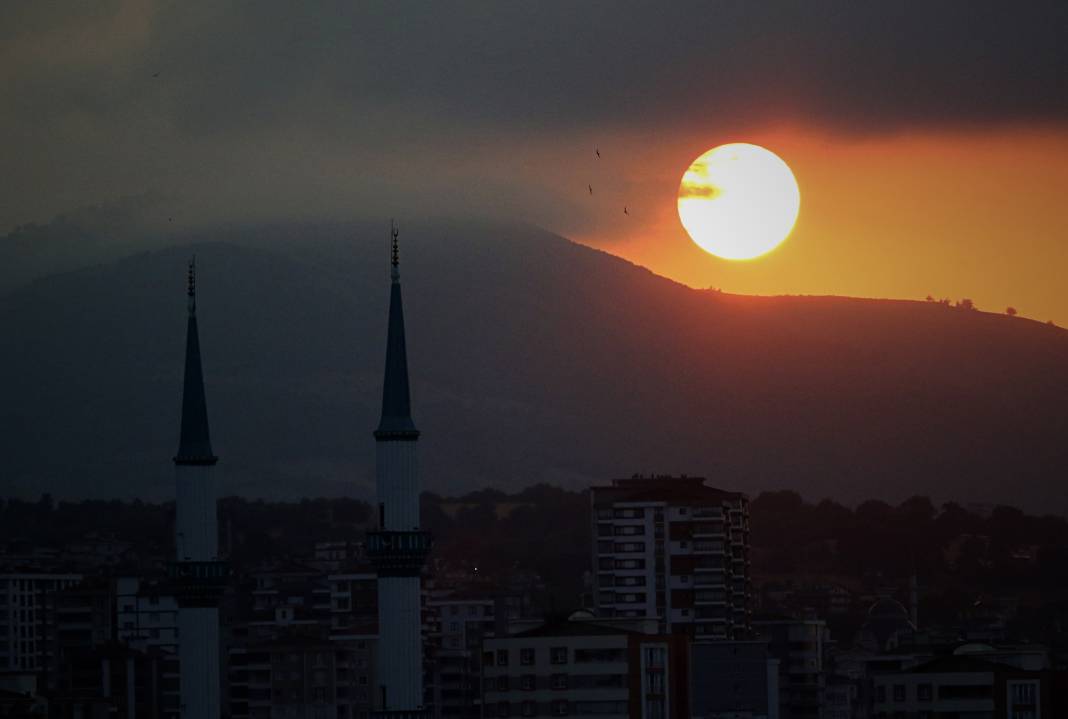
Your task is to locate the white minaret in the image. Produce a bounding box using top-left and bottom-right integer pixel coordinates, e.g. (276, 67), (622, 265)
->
(367, 223), (432, 718)
(172, 258), (225, 719)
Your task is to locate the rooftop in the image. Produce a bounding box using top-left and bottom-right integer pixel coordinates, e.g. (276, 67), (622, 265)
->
(591, 476), (746, 505)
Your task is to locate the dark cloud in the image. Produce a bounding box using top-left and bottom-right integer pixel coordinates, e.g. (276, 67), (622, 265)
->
(133, 1), (1067, 134)
(2, 1), (1065, 229)
(679, 185), (721, 200)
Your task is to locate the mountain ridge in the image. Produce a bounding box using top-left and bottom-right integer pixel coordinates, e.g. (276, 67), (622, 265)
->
(3, 221), (1066, 511)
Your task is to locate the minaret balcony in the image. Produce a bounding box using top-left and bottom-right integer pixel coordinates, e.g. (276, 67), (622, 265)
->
(366, 530), (433, 577)
(168, 560), (230, 606)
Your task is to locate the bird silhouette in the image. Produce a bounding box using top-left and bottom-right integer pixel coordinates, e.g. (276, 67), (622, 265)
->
(152, 72), (160, 78)
(595, 148), (600, 158)
(624, 206), (629, 215)
(588, 184), (593, 195)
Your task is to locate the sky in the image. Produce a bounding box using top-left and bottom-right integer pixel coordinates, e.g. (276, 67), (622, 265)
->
(3, 1), (1067, 322)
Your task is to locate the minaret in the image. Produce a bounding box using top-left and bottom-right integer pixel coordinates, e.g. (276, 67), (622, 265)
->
(171, 258), (226, 719)
(367, 223), (433, 718)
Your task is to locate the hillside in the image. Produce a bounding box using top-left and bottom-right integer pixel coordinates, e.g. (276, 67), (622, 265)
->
(2, 220), (1066, 509)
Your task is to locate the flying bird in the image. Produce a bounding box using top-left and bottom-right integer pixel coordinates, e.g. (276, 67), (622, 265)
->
(152, 72), (160, 78)
(588, 184), (593, 195)
(624, 206), (629, 215)
(595, 148), (600, 158)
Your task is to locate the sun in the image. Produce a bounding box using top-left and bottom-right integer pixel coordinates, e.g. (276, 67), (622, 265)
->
(678, 143), (800, 260)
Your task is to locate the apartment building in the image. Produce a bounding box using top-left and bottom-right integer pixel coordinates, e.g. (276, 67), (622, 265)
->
(871, 653), (1064, 719)
(228, 630), (377, 719)
(753, 618), (829, 719)
(482, 617), (688, 719)
(0, 572), (82, 672)
(590, 476), (751, 640)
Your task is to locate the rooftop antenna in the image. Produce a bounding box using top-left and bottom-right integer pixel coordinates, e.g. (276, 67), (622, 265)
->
(390, 219), (400, 282)
(187, 256), (197, 315)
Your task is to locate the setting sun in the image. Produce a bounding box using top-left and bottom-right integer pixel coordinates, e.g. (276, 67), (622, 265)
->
(678, 143), (801, 260)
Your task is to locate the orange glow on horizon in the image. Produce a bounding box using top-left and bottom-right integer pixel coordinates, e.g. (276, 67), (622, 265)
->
(566, 125), (1068, 326)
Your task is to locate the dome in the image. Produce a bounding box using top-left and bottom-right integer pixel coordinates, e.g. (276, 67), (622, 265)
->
(868, 598), (910, 619)
(858, 597), (916, 652)
(568, 609), (596, 621)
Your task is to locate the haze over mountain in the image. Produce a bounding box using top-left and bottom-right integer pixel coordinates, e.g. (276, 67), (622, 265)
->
(3, 216), (1066, 511)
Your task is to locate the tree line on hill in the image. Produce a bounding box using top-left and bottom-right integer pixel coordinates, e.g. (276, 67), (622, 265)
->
(2, 486), (1067, 606)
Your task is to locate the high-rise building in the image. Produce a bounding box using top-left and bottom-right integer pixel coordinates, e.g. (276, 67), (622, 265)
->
(116, 577), (181, 716)
(589, 476), (752, 641)
(366, 225), (433, 718)
(752, 618), (829, 719)
(424, 592), (501, 719)
(171, 259), (227, 718)
(0, 572), (82, 673)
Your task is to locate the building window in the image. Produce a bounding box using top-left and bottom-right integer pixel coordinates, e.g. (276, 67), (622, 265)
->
(497, 649), (509, 667)
(551, 674), (568, 690)
(521, 675), (536, 691)
(551, 647), (568, 665)
(552, 700), (569, 716)
(1009, 681), (1038, 706)
(893, 685), (905, 702)
(496, 676), (509, 691)
(521, 701), (536, 717)
(497, 703), (510, 718)
(520, 648), (535, 665)
(876, 686), (886, 703)
(917, 684), (932, 702)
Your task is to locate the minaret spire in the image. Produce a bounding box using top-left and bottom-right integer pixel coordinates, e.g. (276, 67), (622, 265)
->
(187, 255), (197, 314)
(375, 222), (418, 437)
(175, 256), (216, 465)
(391, 219), (400, 282)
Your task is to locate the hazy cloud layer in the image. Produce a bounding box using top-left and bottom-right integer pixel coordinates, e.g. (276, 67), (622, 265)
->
(3, 1), (1066, 229)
